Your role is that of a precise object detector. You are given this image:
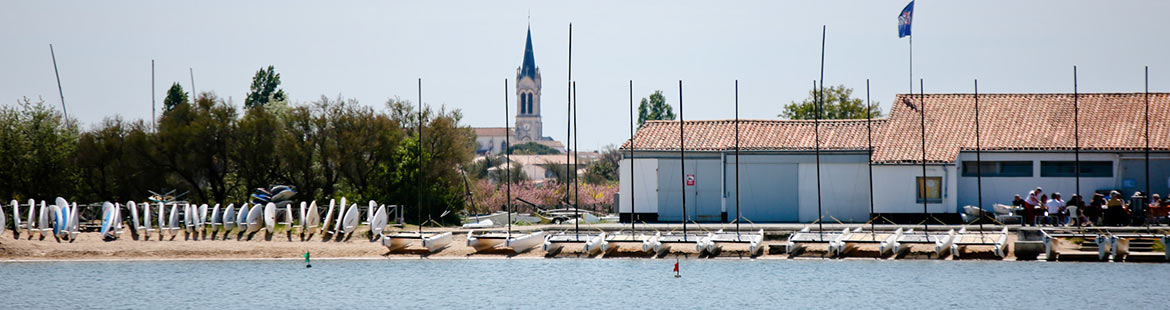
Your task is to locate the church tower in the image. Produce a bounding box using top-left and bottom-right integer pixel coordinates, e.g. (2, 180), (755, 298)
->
(515, 26), (542, 142)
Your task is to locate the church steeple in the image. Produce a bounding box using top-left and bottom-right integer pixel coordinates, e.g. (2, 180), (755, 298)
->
(519, 26), (538, 80)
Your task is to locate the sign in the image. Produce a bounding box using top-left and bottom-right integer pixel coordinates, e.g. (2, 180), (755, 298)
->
(686, 174), (695, 186)
(1122, 178), (1136, 188)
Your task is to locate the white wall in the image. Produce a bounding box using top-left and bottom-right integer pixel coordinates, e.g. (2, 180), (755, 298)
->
(955, 152), (1118, 208)
(797, 163), (873, 222)
(872, 165), (957, 214)
(618, 158), (658, 214)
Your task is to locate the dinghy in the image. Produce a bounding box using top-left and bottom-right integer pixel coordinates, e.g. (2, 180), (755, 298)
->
(333, 198), (347, 235)
(114, 203), (124, 238)
(236, 204), (249, 234)
(143, 202), (154, 238)
(183, 204), (193, 234)
(281, 204), (293, 229)
(38, 200), (50, 236)
(197, 204), (208, 234)
(49, 204), (64, 239)
(68, 202), (80, 240)
(320, 199), (336, 236)
(100, 202), (117, 240)
(128, 201), (141, 239)
(158, 203), (168, 239)
(25, 199), (36, 236)
(263, 202), (276, 233)
(0, 200), (6, 237)
(584, 232), (607, 256)
(222, 204), (236, 232)
(340, 203), (359, 235)
(298, 202), (307, 232)
(167, 204), (180, 236)
(305, 201), (320, 234)
(246, 204), (263, 233)
(370, 205), (388, 236)
(11, 200), (22, 237)
(270, 185), (296, 202)
(210, 204), (221, 232)
(366, 201), (376, 226)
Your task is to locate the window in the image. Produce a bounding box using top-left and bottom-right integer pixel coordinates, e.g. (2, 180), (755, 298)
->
(1040, 161), (1112, 177)
(916, 177), (942, 203)
(526, 93), (534, 114)
(961, 161), (1033, 177)
(520, 95), (528, 114)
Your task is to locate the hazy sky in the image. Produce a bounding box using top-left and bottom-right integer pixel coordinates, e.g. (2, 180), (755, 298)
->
(3, 0), (1168, 150)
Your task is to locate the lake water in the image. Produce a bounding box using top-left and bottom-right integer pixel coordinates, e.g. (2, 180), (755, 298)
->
(1, 258), (1164, 309)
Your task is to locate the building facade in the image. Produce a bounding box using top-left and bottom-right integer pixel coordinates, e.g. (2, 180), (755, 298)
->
(619, 93), (1170, 223)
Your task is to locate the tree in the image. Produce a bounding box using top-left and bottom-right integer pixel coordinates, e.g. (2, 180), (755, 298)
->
(163, 82), (188, 113)
(637, 90), (674, 128)
(0, 97), (79, 201)
(582, 145), (619, 184)
(244, 65), (287, 109)
(508, 141), (560, 155)
(780, 84), (883, 120)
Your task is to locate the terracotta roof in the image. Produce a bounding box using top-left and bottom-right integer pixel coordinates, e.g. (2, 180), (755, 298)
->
(875, 93), (1170, 163)
(620, 119), (882, 151)
(473, 127), (513, 137)
(622, 93), (1170, 164)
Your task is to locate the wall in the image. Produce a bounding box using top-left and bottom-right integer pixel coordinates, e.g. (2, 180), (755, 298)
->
(872, 164), (957, 214)
(1119, 155), (1170, 198)
(796, 163), (873, 222)
(618, 158), (659, 214)
(955, 152), (1118, 208)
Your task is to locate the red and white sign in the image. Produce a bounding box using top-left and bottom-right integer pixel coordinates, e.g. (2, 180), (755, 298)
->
(686, 174), (695, 186)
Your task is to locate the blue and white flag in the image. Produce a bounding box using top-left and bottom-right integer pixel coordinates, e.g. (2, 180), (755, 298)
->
(898, 1), (914, 38)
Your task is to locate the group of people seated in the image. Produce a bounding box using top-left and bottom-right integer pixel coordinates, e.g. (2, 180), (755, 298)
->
(1010, 187), (1170, 227)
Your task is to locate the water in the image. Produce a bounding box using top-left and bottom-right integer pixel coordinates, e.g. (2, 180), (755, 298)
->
(1, 258), (1164, 309)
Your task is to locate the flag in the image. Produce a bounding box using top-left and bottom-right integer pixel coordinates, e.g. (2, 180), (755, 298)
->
(898, 1), (914, 38)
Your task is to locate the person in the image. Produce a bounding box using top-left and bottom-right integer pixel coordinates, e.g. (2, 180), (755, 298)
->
(1065, 194), (1084, 227)
(1012, 194), (1026, 220)
(1105, 191), (1127, 226)
(1046, 193), (1064, 226)
(1130, 192), (1147, 226)
(1146, 194), (1162, 225)
(1085, 193), (1105, 226)
(1024, 187), (1043, 226)
(1043, 193), (1053, 224)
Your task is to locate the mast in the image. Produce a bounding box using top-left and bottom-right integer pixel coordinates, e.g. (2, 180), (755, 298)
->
(814, 25), (826, 237)
(1074, 66), (1080, 196)
(49, 44), (68, 120)
(629, 80), (635, 232)
(505, 78), (512, 237)
(1144, 66), (1150, 202)
(679, 80), (687, 240)
(573, 82), (580, 238)
(734, 80), (740, 236)
(866, 79), (875, 238)
(920, 79), (927, 236)
(417, 78), (424, 235)
(974, 79), (983, 231)
(152, 59), (156, 128)
(566, 23), (575, 240)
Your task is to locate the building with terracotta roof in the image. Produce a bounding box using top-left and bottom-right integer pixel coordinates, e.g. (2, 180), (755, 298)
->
(618, 93), (1169, 223)
(473, 25), (565, 156)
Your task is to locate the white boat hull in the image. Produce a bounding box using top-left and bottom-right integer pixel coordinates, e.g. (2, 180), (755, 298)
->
(506, 231), (546, 253)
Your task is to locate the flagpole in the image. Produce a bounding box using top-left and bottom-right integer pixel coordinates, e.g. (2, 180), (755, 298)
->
(1074, 66), (1080, 196)
(909, 35), (913, 95)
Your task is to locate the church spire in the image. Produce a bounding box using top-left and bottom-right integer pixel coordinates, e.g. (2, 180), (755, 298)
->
(519, 25), (538, 80)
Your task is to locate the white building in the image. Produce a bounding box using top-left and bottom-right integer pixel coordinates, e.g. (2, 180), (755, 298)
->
(619, 93), (1170, 223)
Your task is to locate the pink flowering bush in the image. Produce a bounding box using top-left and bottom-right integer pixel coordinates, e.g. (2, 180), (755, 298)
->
(472, 179), (617, 214)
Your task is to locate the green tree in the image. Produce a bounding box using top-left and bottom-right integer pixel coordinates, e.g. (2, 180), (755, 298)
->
(582, 145), (619, 184)
(0, 97), (79, 201)
(163, 82), (188, 113)
(152, 93), (237, 203)
(637, 90), (674, 128)
(508, 141), (560, 155)
(780, 84), (883, 120)
(232, 106), (281, 192)
(244, 65), (287, 109)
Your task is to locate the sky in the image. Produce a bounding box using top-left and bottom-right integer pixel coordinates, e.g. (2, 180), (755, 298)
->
(3, 0), (1168, 151)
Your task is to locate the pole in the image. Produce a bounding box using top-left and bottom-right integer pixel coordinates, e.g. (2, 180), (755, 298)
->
(49, 44), (68, 120)
(974, 79), (983, 231)
(679, 80), (687, 240)
(505, 78), (511, 237)
(920, 79), (928, 236)
(189, 68), (196, 102)
(1144, 66), (1150, 201)
(1074, 66), (1080, 195)
(152, 59), (156, 128)
(866, 79), (875, 238)
(909, 36), (913, 96)
(734, 79), (740, 236)
(815, 25), (826, 237)
(567, 23), (575, 241)
(573, 82), (580, 238)
(630, 80), (635, 232)
(417, 78), (423, 235)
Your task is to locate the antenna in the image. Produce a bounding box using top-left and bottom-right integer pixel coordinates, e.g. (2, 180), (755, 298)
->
(49, 44), (68, 120)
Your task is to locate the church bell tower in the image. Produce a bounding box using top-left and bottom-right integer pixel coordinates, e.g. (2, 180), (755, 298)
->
(515, 26), (542, 141)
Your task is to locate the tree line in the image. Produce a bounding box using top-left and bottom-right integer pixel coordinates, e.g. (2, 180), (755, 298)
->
(0, 66), (476, 225)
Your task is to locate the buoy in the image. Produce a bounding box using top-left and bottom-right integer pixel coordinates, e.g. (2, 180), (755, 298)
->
(304, 251), (312, 268)
(673, 257), (681, 278)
